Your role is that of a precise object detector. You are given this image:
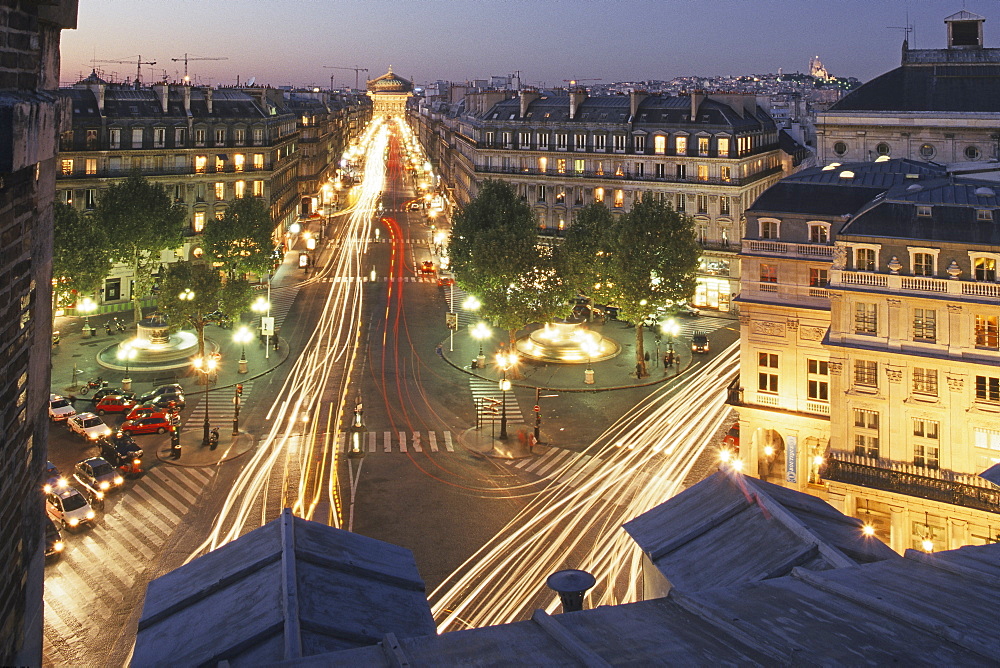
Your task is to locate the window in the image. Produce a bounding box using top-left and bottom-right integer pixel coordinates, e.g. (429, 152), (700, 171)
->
(574, 159), (584, 174)
(252, 180), (264, 197)
(675, 136), (687, 155)
(131, 127), (144, 148)
(501, 132), (511, 147)
(85, 158), (97, 175)
(233, 154), (245, 172)
(635, 162), (644, 177)
(912, 368), (938, 396)
(697, 194), (708, 213)
(698, 137), (709, 156)
(555, 188), (566, 204)
(758, 263), (778, 284)
(538, 156), (547, 172)
(593, 187), (604, 204)
(109, 128), (121, 148)
(653, 163), (664, 179)
(595, 160), (604, 176)
(975, 257), (996, 281)
(758, 353), (778, 393)
(676, 194), (686, 212)
(760, 220), (779, 239)
(807, 359), (829, 401)
(912, 252), (935, 276)
(195, 128), (206, 146)
(975, 209), (993, 223)
(215, 128), (226, 145)
(654, 135), (666, 155)
(537, 132), (549, 149)
(676, 164), (686, 179)
(912, 419), (940, 468)
(234, 128), (245, 145)
(720, 196), (730, 215)
(720, 165), (731, 182)
(966, 145), (982, 160)
(193, 211), (205, 233)
(537, 186), (546, 203)
(975, 314), (999, 349)
(913, 308), (936, 342)
(194, 155), (207, 174)
(809, 268), (828, 287)
(175, 127), (186, 146)
(60, 159), (73, 175)
(556, 133), (568, 150)
(152, 127), (166, 148)
(252, 153), (264, 170)
(916, 205), (932, 217)
(233, 180), (245, 198)
(876, 142), (891, 156)
(697, 165), (709, 181)
(855, 303), (877, 335)
(809, 224), (829, 244)
(634, 135), (646, 152)
(833, 141), (847, 156)
(556, 159), (566, 174)
(613, 189), (624, 208)
(853, 408), (880, 458)
(977, 375), (1000, 402)
(85, 189), (97, 209)
(975, 427), (1000, 452)
(919, 143), (935, 159)
(253, 128), (264, 144)
(215, 182), (225, 200)
(854, 360), (878, 388)
(856, 248), (876, 271)
(717, 137), (729, 157)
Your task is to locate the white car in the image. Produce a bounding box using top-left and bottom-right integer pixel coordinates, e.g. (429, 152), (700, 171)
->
(48, 394), (77, 422)
(45, 486), (96, 530)
(67, 412), (112, 441)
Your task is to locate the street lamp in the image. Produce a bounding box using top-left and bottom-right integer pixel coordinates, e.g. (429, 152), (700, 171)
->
(117, 344), (137, 391)
(78, 297), (96, 337)
(179, 288), (194, 302)
(495, 350), (517, 440)
(661, 318), (679, 371)
(471, 322), (490, 369)
(192, 355), (218, 446)
(233, 326), (253, 374)
(252, 294), (272, 360)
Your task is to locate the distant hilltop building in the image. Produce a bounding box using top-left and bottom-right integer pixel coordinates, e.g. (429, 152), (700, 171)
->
(809, 56), (829, 80)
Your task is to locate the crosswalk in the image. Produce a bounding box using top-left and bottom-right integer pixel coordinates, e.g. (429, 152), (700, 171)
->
(184, 380), (255, 428)
(669, 315), (733, 338)
(503, 445), (651, 504)
(316, 275), (440, 283)
(367, 237), (434, 245)
(470, 375), (525, 425)
(43, 464), (214, 658)
(342, 429), (457, 453)
(268, 285), (300, 330)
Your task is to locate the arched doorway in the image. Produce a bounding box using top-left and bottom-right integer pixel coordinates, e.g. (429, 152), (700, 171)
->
(757, 429), (785, 483)
(300, 197), (312, 217)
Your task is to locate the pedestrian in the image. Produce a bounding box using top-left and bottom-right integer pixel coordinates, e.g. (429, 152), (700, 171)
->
(435, 343), (443, 357)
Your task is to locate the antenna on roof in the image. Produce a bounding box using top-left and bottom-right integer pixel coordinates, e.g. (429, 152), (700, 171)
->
(888, 9), (913, 48)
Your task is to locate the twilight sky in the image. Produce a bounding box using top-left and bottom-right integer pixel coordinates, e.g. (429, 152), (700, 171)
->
(60, 1), (995, 89)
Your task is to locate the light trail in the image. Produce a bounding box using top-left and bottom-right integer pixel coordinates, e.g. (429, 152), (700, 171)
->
(431, 343), (740, 631)
(187, 119), (397, 560)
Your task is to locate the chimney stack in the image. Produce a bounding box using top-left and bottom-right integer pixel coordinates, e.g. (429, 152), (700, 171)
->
(546, 570), (596, 613)
(91, 82), (105, 114)
(629, 90), (648, 119)
(569, 88), (587, 120)
(183, 85), (191, 116)
(690, 89), (706, 120)
(519, 88), (540, 118)
(153, 83), (169, 113)
(204, 87), (213, 115)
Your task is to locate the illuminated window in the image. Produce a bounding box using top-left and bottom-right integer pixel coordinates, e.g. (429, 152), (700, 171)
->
(216, 155), (226, 172)
(717, 137), (729, 157)
(912, 419), (939, 468)
(654, 135), (666, 155)
(720, 166), (731, 182)
(538, 157), (547, 172)
(614, 163), (624, 177)
(85, 159), (97, 175)
(975, 314), (999, 348)
(613, 189), (624, 208)
(759, 264), (777, 283)
(698, 137), (709, 156)
(194, 155), (207, 174)
(234, 154), (245, 172)
(697, 165), (708, 181)
(807, 359), (829, 401)
(757, 353), (778, 393)
(193, 211), (206, 233)
(854, 360), (877, 388)
(855, 303), (877, 335)
(61, 159), (73, 175)
(574, 159), (584, 174)
(675, 136), (687, 155)
(595, 161), (604, 176)
(555, 189), (565, 204)
(235, 180), (246, 198)
(853, 409), (879, 457)
(253, 153), (264, 170)
(974, 257), (996, 281)
(556, 159), (566, 174)
(215, 182), (225, 200)
(252, 180), (264, 196)
(913, 308), (936, 342)
(912, 368), (938, 396)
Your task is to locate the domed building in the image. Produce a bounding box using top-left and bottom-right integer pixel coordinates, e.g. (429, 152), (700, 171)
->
(367, 67), (413, 118)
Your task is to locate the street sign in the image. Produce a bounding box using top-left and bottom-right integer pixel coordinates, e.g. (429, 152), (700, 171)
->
(261, 316), (275, 335)
(446, 312), (458, 331)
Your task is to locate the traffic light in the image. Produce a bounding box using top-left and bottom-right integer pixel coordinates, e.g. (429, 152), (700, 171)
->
(235, 383), (243, 396)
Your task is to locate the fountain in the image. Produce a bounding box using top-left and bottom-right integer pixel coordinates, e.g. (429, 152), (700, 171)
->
(514, 320), (619, 364)
(97, 313), (214, 372)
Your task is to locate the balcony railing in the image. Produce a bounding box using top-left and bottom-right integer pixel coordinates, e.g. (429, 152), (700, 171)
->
(834, 270), (1000, 299)
(473, 164), (782, 188)
(822, 454), (1000, 514)
(743, 239), (835, 258)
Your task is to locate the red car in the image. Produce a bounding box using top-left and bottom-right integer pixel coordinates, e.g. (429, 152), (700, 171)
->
(125, 405), (180, 423)
(120, 415), (176, 435)
(94, 394), (137, 416)
(722, 423), (740, 453)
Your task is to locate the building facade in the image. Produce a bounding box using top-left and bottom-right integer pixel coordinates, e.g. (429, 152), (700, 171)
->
(413, 88), (796, 311)
(0, 2), (78, 663)
(736, 158), (1000, 553)
(367, 67), (413, 119)
(817, 11), (1000, 165)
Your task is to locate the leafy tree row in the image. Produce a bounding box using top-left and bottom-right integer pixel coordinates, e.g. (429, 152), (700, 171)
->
(448, 179), (700, 378)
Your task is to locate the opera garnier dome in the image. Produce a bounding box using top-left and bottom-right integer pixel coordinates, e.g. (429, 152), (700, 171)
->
(367, 67), (413, 117)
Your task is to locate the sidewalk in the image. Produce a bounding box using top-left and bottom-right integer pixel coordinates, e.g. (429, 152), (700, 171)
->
(50, 251), (304, 467)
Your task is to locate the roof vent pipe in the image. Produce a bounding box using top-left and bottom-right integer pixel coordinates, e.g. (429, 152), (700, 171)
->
(546, 569), (596, 613)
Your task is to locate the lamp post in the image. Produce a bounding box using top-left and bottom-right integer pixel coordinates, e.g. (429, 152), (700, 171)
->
(253, 294), (272, 360)
(193, 355), (217, 445)
(495, 350), (517, 440)
(471, 322), (490, 369)
(234, 326), (252, 374)
(79, 297), (96, 337)
(661, 318), (679, 372)
(117, 344), (136, 391)
(582, 337), (598, 385)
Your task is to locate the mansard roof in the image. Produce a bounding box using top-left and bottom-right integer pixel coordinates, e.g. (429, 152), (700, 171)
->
(367, 67), (413, 93)
(58, 84), (286, 121)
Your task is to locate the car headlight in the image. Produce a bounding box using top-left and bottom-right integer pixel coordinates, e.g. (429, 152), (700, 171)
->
(86, 510), (96, 519)
(99, 481), (110, 490)
(94, 490), (104, 500)
(68, 518), (80, 526)
(53, 541), (64, 552)
(113, 475), (123, 485)
(57, 477), (67, 488)
(133, 458), (141, 466)
(43, 484), (52, 493)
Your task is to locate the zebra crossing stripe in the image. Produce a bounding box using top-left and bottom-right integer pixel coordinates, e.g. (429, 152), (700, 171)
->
(443, 431), (454, 452)
(399, 431), (407, 453)
(155, 471), (199, 506)
(533, 449), (575, 477)
(428, 432), (438, 452)
(368, 431), (376, 452)
(412, 432), (422, 452)
(384, 431), (391, 453)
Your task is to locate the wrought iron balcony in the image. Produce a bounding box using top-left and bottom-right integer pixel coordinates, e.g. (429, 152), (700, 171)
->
(822, 455), (1000, 514)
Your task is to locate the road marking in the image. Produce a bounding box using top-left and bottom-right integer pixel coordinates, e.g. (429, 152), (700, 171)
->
(412, 432), (422, 452)
(443, 431), (454, 452)
(399, 431), (407, 453)
(534, 449), (576, 477)
(428, 432), (438, 452)
(100, 513), (156, 560)
(123, 490), (177, 534)
(155, 471), (199, 506)
(78, 533), (134, 588)
(384, 431), (391, 453)
(165, 467), (205, 499)
(136, 477), (188, 519)
(368, 431), (376, 453)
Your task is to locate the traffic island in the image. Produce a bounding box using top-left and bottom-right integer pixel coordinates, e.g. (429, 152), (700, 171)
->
(460, 423), (535, 459)
(155, 430), (254, 467)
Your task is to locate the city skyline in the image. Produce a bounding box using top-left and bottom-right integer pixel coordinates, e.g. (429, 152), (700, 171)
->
(61, 1), (991, 89)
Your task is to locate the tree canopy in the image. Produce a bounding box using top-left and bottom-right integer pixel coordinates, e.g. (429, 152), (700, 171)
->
(52, 203), (114, 307)
(92, 172), (186, 322)
(202, 195), (276, 279)
(157, 262), (222, 360)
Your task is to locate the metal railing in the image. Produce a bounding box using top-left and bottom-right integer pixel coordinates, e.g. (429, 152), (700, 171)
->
(473, 164), (782, 187)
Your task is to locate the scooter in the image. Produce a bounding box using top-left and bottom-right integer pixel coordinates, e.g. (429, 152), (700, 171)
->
(51, 331), (60, 345)
(208, 427), (220, 450)
(112, 317), (126, 332)
(79, 377), (106, 396)
(104, 320), (113, 335)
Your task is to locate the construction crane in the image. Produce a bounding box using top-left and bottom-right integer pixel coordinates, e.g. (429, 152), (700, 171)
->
(171, 53), (229, 82)
(94, 55), (156, 83)
(324, 66), (369, 90)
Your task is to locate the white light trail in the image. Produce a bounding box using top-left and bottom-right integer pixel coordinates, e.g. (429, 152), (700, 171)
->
(431, 344), (740, 631)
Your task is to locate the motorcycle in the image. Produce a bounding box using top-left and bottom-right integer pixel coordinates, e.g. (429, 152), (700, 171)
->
(79, 377), (106, 396)
(51, 331), (60, 345)
(104, 320), (113, 335)
(112, 317), (126, 332)
(208, 427), (220, 450)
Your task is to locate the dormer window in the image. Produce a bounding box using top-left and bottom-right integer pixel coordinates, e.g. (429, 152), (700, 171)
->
(977, 209), (992, 222)
(917, 206), (932, 217)
(759, 219), (780, 239)
(808, 223), (830, 244)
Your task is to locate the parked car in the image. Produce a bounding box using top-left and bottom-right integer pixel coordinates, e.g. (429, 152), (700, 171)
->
(45, 486), (95, 530)
(94, 394), (138, 416)
(722, 422), (740, 454)
(48, 394), (77, 422)
(675, 303), (700, 317)
(89, 387), (135, 403)
(136, 389), (185, 409)
(74, 457), (124, 494)
(120, 415), (176, 436)
(43, 461), (67, 494)
(44, 518), (65, 560)
(691, 333), (710, 354)
(67, 412), (113, 441)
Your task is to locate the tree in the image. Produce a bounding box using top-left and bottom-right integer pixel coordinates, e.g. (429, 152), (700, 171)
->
(556, 202), (615, 308)
(93, 172), (186, 323)
(157, 262), (222, 360)
(202, 195), (276, 279)
(52, 203), (114, 308)
(448, 179), (571, 347)
(217, 278), (255, 327)
(597, 194), (700, 377)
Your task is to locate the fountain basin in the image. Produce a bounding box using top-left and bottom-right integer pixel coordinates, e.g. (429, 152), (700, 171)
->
(514, 320), (620, 364)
